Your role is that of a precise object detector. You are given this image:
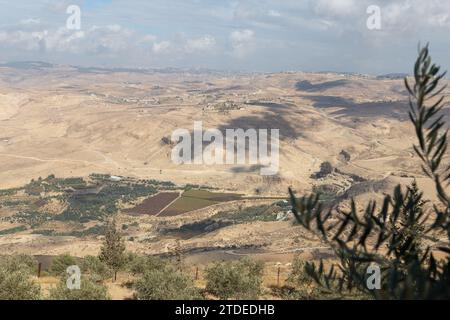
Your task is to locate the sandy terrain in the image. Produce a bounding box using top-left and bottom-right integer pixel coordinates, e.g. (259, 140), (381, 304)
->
(0, 62), (448, 259)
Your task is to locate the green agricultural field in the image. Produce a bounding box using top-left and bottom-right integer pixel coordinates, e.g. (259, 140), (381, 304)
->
(182, 189), (241, 202)
(159, 197), (217, 217)
(159, 190), (242, 217)
(0, 174), (173, 230)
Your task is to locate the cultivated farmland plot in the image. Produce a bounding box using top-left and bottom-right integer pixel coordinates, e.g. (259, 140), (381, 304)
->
(126, 189), (243, 217)
(125, 192), (180, 216)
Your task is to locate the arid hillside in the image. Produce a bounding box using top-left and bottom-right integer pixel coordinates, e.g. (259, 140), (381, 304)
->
(0, 62), (448, 258)
(1, 63), (448, 195)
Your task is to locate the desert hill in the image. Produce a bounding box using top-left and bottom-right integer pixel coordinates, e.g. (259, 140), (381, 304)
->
(1, 63), (447, 196)
(0, 63), (448, 258)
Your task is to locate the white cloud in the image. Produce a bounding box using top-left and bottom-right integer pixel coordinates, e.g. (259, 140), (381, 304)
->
(0, 24), (133, 55)
(152, 41), (172, 54)
(312, 0), (358, 17)
(83, 25), (133, 54)
(430, 13), (450, 27)
(185, 35), (216, 53)
(0, 30), (48, 51)
(230, 29), (256, 59)
(19, 18), (41, 26)
(268, 10), (281, 17)
(381, 0), (450, 29)
(306, 0), (450, 32)
(139, 34), (157, 44)
(230, 29), (255, 43)
(0, 0), (450, 72)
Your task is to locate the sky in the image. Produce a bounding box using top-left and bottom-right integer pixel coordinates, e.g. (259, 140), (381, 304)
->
(0, 0), (449, 74)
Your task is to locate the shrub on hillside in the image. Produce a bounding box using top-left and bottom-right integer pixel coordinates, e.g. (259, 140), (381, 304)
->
(286, 256), (315, 293)
(50, 254), (78, 276)
(0, 268), (41, 300)
(205, 259), (264, 300)
(285, 256), (368, 300)
(49, 277), (110, 300)
(311, 161), (334, 179)
(80, 256), (113, 282)
(134, 266), (202, 300)
(126, 253), (167, 275)
(0, 254), (38, 275)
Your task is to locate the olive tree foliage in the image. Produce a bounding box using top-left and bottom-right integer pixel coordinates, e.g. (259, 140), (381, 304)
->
(133, 265), (202, 300)
(0, 269), (41, 300)
(49, 255), (111, 300)
(49, 253), (78, 276)
(49, 277), (110, 300)
(0, 254), (38, 275)
(128, 253), (201, 300)
(392, 180), (426, 264)
(125, 253), (167, 276)
(80, 255), (113, 282)
(0, 255), (41, 300)
(288, 45), (449, 300)
(205, 259), (264, 300)
(285, 256), (320, 299)
(285, 256), (369, 300)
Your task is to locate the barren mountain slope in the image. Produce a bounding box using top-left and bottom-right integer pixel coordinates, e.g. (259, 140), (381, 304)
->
(2, 64), (447, 197)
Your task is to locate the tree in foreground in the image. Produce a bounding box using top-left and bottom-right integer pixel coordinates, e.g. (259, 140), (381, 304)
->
(289, 44), (449, 299)
(49, 253), (78, 276)
(49, 277), (110, 300)
(285, 256), (318, 299)
(205, 259), (264, 300)
(285, 256), (369, 300)
(133, 265), (202, 300)
(0, 256), (41, 300)
(0, 254), (38, 275)
(125, 253), (167, 276)
(392, 180), (426, 265)
(99, 219), (126, 281)
(80, 255), (113, 282)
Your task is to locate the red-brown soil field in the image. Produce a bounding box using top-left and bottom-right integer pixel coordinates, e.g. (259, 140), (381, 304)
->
(125, 192), (180, 215)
